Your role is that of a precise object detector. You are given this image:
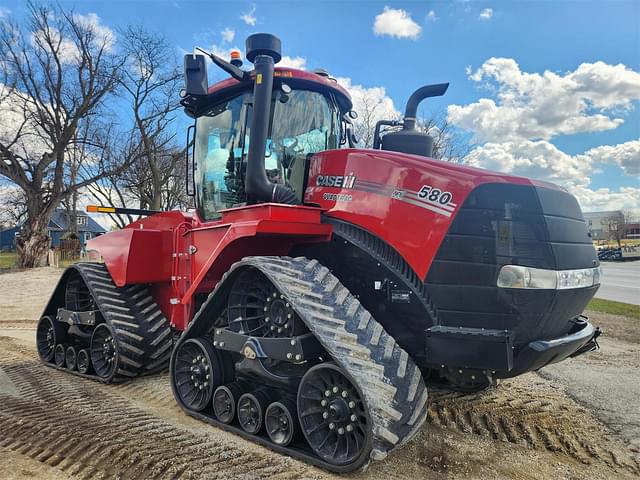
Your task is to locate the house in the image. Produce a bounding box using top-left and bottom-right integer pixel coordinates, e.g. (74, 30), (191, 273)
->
(0, 226), (19, 251)
(49, 209), (107, 248)
(0, 209), (106, 251)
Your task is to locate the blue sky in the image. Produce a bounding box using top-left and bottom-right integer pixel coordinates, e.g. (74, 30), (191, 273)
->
(1, 0), (638, 212)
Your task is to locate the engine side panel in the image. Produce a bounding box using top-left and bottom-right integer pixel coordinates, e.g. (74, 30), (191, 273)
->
(304, 148), (561, 279)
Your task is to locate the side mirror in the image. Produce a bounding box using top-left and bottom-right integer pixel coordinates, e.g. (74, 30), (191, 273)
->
(184, 54), (208, 96)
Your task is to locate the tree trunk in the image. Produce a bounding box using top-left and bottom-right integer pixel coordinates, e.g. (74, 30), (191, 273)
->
(16, 214), (51, 268)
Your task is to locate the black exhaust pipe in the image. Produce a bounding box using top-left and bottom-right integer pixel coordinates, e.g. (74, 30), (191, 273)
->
(244, 34), (299, 205)
(402, 83), (449, 131)
(378, 82), (449, 158)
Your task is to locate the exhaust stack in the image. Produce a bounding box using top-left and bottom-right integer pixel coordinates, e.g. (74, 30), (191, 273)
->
(379, 83), (449, 158)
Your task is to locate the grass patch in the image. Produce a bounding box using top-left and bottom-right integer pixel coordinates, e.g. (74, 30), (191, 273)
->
(0, 251), (17, 269)
(588, 298), (640, 320)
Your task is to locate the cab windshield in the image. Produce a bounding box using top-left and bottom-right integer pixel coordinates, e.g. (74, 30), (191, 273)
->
(195, 88), (340, 219)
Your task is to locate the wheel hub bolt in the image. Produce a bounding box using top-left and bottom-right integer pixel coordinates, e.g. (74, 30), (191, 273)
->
(349, 401), (355, 409)
(263, 307), (268, 312)
(346, 424), (353, 432)
(273, 293), (277, 298)
(324, 390), (331, 397)
(332, 386), (339, 393)
(321, 399), (327, 407)
(295, 354), (302, 361)
(286, 353), (293, 359)
(322, 412), (329, 419)
(341, 390), (348, 398)
(350, 414), (357, 422)
(329, 422), (335, 430)
(338, 427), (344, 435)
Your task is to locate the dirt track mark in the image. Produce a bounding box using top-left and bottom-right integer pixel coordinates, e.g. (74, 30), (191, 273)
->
(0, 344), (323, 480)
(427, 383), (639, 474)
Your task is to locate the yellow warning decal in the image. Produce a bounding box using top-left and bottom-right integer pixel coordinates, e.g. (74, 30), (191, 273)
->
(256, 73), (262, 84)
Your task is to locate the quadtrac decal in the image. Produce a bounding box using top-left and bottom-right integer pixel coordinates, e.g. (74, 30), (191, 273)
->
(353, 179), (457, 217)
(316, 173), (356, 202)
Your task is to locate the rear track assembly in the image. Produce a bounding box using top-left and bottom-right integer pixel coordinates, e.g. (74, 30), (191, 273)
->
(171, 256), (429, 472)
(37, 263), (173, 383)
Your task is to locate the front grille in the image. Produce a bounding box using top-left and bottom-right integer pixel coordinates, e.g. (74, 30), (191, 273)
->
(425, 183), (598, 345)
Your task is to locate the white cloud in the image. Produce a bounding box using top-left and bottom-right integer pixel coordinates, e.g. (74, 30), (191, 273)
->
(465, 140), (592, 187)
(30, 12), (115, 65)
(426, 10), (438, 22)
(221, 27), (235, 43)
(448, 58), (640, 142)
(0, 6), (10, 19)
(279, 56), (306, 70)
(479, 8), (493, 21)
(583, 140), (640, 178)
(464, 139), (640, 211)
(336, 76), (400, 146)
(240, 6), (257, 26)
(373, 7), (422, 40)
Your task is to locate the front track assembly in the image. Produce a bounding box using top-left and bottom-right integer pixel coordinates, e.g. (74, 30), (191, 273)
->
(36, 263), (173, 383)
(171, 256), (429, 472)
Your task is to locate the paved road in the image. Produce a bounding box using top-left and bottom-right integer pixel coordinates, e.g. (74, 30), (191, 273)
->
(596, 261), (639, 305)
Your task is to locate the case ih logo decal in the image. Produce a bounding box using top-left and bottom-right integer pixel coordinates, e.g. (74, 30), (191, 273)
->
(316, 174), (357, 189)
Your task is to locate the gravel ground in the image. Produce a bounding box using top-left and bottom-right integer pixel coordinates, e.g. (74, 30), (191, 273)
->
(0, 267), (638, 479)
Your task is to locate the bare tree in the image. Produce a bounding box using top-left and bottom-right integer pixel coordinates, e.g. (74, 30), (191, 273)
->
(0, 3), (126, 267)
(352, 92), (399, 148)
(350, 89), (472, 161)
(119, 26), (186, 211)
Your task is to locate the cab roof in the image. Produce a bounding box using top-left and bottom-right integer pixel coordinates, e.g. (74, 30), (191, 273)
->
(207, 67), (353, 112)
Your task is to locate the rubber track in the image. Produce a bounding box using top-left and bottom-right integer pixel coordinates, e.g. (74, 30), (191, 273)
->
(191, 256), (430, 466)
(43, 262), (173, 383)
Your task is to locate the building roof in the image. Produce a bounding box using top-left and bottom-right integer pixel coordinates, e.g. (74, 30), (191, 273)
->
(49, 209), (106, 234)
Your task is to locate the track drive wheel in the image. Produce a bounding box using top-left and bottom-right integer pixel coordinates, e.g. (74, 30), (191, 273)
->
(90, 323), (118, 380)
(77, 348), (92, 374)
(173, 338), (228, 412)
(65, 346), (77, 370)
(298, 363), (371, 467)
(36, 316), (67, 363)
(265, 399), (299, 446)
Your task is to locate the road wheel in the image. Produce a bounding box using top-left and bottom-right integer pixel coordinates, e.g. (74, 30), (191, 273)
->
(36, 316), (66, 363)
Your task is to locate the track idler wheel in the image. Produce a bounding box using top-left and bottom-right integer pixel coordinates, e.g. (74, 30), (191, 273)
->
(54, 344), (66, 368)
(265, 399), (299, 446)
(213, 382), (248, 424)
(36, 315), (67, 363)
(65, 346), (77, 370)
(90, 323), (118, 380)
(173, 338), (228, 412)
(237, 390), (272, 434)
(77, 348), (92, 374)
(298, 363), (371, 467)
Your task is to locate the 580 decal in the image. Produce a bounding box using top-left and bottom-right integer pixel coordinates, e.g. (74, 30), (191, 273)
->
(417, 185), (454, 207)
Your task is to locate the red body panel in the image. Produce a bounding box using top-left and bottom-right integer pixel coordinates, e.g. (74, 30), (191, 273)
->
(87, 147), (564, 333)
(305, 149), (563, 279)
(88, 204), (331, 331)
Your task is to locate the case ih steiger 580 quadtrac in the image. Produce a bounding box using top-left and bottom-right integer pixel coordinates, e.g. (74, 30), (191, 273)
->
(37, 34), (602, 471)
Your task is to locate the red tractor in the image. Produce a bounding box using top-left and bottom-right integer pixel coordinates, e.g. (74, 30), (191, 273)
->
(37, 33), (601, 471)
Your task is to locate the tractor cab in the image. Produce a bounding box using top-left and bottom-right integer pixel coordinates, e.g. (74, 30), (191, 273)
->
(181, 39), (353, 220)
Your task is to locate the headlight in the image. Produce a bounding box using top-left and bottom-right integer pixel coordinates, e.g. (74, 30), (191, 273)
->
(497, 265), (601, 290)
